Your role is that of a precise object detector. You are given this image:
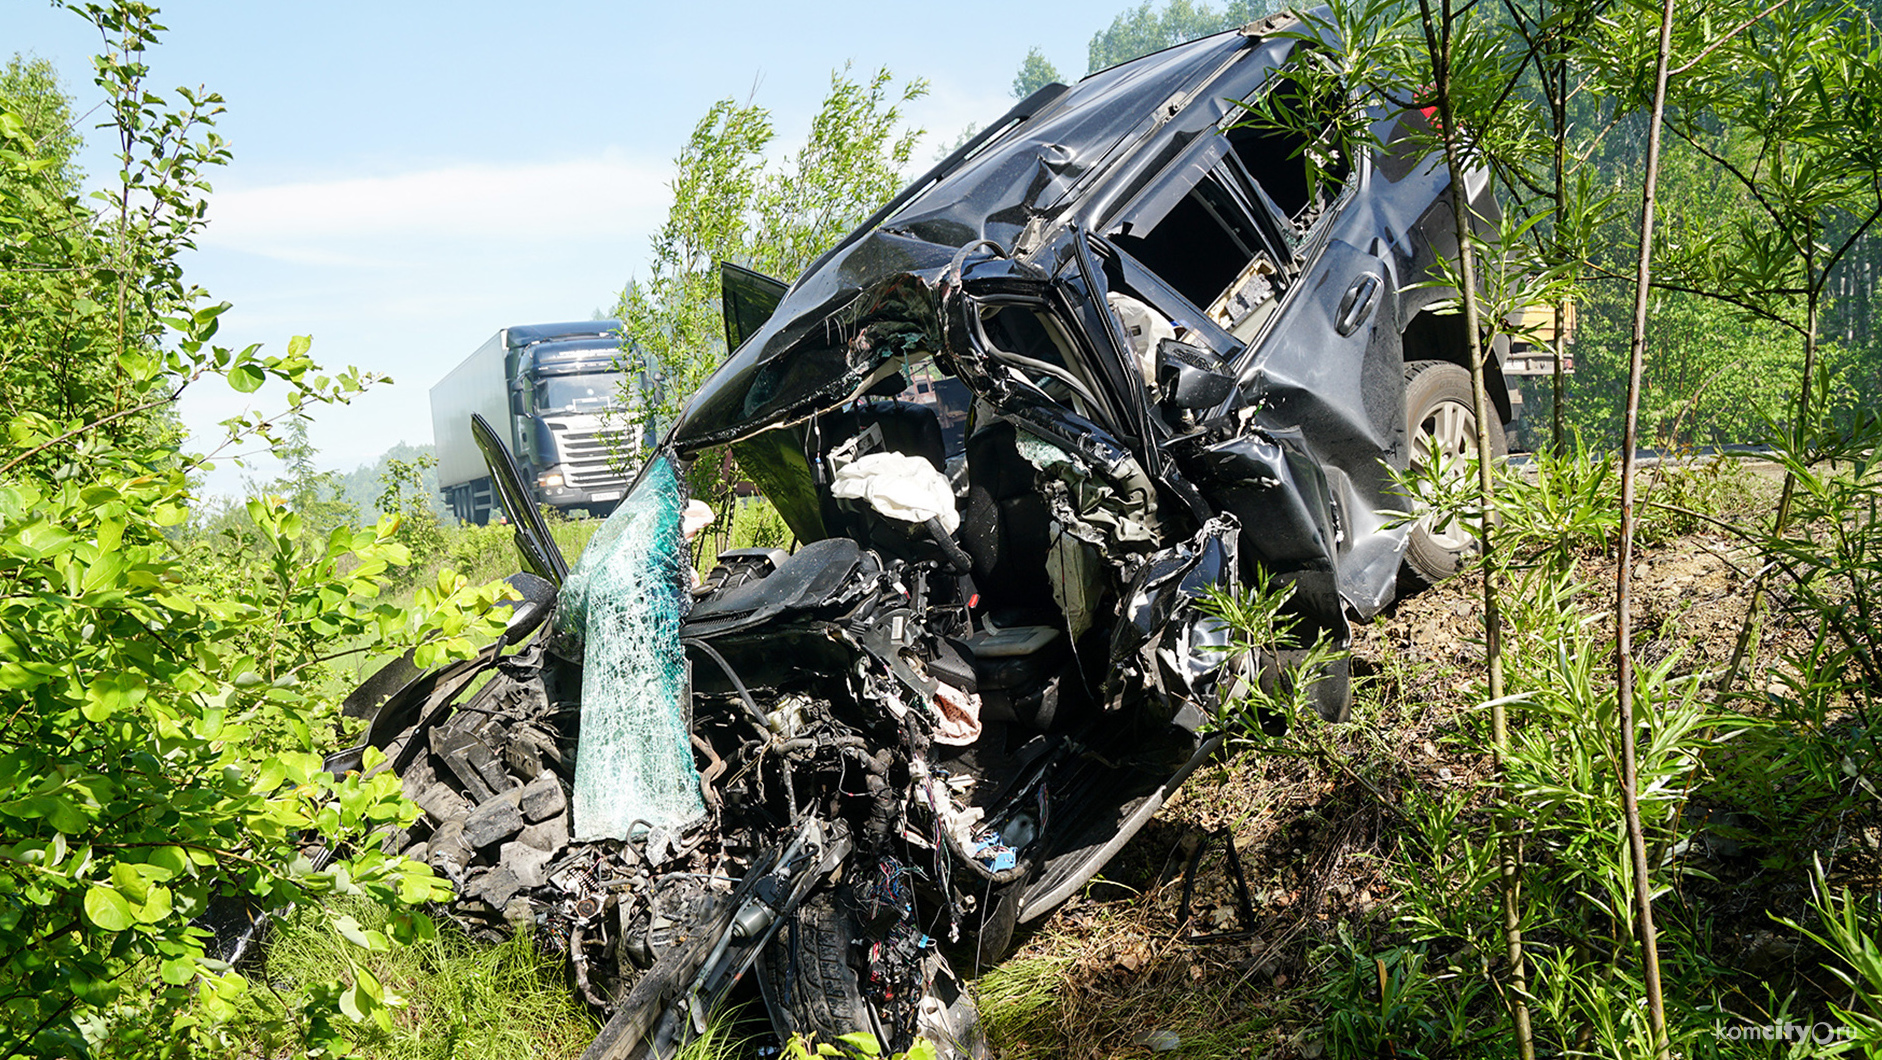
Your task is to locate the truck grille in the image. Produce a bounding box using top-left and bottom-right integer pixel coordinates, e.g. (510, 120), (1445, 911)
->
(557, 429), (631, 490)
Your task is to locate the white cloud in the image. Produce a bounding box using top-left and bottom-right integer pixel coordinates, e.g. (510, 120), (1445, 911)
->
(200, 152), (672, 260)
(174, 154), (673, 496)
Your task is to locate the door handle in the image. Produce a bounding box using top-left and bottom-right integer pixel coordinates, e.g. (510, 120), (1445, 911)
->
(1336, 273), (1382, 336)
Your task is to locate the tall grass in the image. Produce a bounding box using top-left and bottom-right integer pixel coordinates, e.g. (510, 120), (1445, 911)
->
(1291, 432), (1882, 1056)
(216, 898), (595, 1059)
(967, 438), (1874, 1058)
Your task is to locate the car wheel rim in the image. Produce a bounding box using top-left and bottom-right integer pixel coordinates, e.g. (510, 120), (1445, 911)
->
(1412, 397), (1479, 553)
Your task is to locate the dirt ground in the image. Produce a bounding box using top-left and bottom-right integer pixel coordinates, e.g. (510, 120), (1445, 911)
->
(982, 512), (1876, 1059)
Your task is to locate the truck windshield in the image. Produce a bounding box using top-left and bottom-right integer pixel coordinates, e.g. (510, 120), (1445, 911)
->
(536, 374), (622, 414)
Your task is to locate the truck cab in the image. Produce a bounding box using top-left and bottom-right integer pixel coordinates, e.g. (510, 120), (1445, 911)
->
(431, 321), (642, 524)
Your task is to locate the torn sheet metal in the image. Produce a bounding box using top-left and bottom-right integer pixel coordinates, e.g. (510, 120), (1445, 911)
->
(1107, 516), (1240, 721)
(1014, 427), (1159, 548)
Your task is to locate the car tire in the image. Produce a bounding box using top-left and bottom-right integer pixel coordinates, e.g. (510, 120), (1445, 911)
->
(758, 888), (989, 1059)
(759, 890), (876, 1048)
(1401, 360), (1505, 587)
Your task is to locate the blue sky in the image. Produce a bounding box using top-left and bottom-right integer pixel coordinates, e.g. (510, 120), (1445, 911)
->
(6, 0), (1120, 493)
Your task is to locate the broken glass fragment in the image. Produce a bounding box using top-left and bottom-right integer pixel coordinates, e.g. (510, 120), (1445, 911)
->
(558, 456), (704, 839)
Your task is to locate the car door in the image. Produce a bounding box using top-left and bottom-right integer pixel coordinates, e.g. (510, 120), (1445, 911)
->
(1097, 68), (1411, 613)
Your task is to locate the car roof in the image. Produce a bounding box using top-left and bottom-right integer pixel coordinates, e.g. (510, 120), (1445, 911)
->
(669, 17), (1316, 452)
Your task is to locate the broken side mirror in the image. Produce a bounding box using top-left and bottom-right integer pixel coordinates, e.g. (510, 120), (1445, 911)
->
(498, 571), (558, 648)
(1156, 338), (1238, 410)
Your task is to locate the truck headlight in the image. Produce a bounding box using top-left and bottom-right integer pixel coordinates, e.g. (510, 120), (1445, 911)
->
(538, 470), (565, 489)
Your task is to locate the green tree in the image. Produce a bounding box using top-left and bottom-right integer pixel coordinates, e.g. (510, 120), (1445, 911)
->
(1011, 46), (1063, 98)
(0, 57), (82, 194)
(1493, 0), (1618, 455)
(0, 6), (512, 1055)
(615, 65), (926, 505)
(334, 441), (443, 523)
(1565, 287), (1798, 446)
(375, 450), (446, 570)
(616, 97), (772, 451)
(1592, 0), (1682, 1047)
(0, 52), (135, 429)
(1652, 0), (1882, 525)
(1009, 0), (1282, 139)
(219, 418), (360, 548)
(750, 67), (928, 283)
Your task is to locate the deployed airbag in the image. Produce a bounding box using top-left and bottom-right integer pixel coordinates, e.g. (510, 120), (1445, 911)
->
(829, 451), (961, 534)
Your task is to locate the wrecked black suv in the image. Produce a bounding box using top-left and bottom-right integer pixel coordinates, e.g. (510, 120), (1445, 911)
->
(337, 12), (1508, 1060)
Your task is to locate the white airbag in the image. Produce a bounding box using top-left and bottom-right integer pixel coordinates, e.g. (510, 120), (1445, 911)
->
(1107, 291), (1175, 387)
(828, 451), (960, 535)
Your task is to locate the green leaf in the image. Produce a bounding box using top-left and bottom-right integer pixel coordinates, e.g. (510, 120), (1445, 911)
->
(227, 363), (265, 393)
(69, 968), (120, 1006)
(0, 661), (61, 690)
(5, 793), (96, 835)
(11, 521), (75, 558)
(147, 845), (188, 880)
(398, 865), (444, 905)
(81, 550), (126, 593)
(111, 862), (151, 904)
(333, 913), (372, 949)
(280, 751), (323, 785)
(355, 964), (385, 1003)
(83, 672), (148, 722)
(84, 885), (134, 931)
(386, 909), (436, 945)
(133, 885), (173, 924)
(159, 955), (196, 985)
(95, 517), (125, 554)
(41, 796), (92, 835)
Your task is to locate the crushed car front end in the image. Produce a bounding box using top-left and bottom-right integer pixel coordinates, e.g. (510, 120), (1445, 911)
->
(341, 13), (1509, 1059)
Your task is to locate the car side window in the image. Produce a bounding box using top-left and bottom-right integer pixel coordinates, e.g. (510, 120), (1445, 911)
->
(1103, 70), (1354, 347)
(1222, 75), (1353, 252)
(1108, 144), (1295, 344)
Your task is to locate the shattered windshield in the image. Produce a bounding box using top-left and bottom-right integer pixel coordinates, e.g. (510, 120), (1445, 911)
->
(555, 454), (703, 839)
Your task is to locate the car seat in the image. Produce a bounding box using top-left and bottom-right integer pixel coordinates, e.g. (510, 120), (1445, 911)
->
(960, 421), (1055, 622)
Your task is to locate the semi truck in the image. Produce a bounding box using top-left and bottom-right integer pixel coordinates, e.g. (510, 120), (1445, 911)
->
(430, 321), (640, 524)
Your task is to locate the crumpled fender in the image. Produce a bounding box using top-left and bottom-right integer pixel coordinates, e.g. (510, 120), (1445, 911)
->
(1104, 515), (1241, 730)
